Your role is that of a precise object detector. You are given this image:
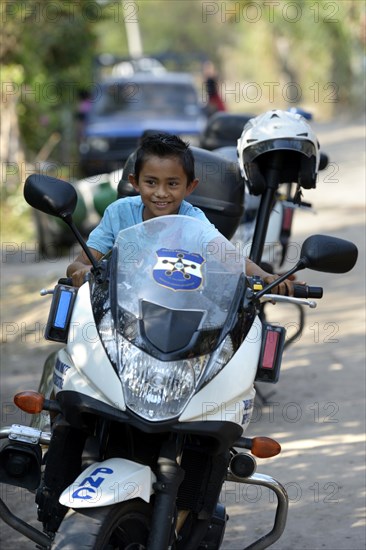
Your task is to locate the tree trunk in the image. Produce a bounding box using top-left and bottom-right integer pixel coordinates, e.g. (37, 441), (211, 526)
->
(0, 86), (26, 192)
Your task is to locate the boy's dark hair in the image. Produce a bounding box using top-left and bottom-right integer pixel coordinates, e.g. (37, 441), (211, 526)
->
(134, 133), (195, 184)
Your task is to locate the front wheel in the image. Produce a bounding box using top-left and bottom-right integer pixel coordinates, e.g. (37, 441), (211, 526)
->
(52, 500), (151, 549)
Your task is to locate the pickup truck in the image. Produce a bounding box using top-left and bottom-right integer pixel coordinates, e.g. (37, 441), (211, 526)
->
(79, 72), (207, 175)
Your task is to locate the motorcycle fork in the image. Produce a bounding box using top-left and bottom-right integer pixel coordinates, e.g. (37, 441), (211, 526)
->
(37, 416), (87, 534)
(147, 439), (185, 550)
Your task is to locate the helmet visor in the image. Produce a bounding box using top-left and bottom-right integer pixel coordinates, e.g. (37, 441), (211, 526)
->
(243, 138), (316, 163)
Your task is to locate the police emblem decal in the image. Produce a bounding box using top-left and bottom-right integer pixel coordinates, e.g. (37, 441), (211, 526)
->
(153, 248), (205, 291)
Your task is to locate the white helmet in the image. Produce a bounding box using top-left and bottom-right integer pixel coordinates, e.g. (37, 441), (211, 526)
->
(237, 109), (320, 194)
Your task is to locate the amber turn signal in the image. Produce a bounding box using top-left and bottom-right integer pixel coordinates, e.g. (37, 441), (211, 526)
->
(251, 436), (281, 458)
(14, 391), (45, 414)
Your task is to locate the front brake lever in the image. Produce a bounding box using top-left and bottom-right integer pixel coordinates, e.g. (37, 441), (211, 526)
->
(259, 294), (317, 308)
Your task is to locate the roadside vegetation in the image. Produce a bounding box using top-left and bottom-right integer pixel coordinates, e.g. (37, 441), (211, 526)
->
(1, 0), (364, 242)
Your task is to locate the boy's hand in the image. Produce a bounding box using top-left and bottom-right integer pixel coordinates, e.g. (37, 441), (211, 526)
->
(263, 274), (293, 296)
(244, 259), (308, 297)
(70, 266), (92, 288)
(67, 248), (103, 288)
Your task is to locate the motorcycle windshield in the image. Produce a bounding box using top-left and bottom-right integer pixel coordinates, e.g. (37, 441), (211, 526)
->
(112, 215), (245, 354)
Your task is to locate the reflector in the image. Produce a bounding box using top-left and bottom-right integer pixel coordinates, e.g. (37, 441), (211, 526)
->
(255, 323), (286, 383)
(14, 391), (45, 414)
(262, 330), (280, 369)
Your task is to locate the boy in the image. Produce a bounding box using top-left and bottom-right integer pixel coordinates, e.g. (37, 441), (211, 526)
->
(67, 134), (292, 294)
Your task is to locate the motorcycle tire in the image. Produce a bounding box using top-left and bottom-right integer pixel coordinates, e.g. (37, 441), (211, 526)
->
(52, 499), (151, 549)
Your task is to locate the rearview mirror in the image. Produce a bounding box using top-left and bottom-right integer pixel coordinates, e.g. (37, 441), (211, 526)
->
(24, 174), (99, 270)
(249, 233), (358, 301)
(24, 174), (77, 220)
(300, 235), (358, 274)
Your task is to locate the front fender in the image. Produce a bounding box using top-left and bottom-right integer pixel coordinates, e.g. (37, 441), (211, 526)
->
(59, 458), (156, 508)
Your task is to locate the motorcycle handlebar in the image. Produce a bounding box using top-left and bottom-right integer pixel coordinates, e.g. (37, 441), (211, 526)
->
(58, 277), (73, 286)
(58, 278), (323, 298)
(293, 284), (323, 299)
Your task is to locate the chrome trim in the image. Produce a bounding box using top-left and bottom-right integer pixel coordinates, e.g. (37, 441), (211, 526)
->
(0, 424), (51, 445)
(226, 470), (288, 549)
(0, 497), (52, 548)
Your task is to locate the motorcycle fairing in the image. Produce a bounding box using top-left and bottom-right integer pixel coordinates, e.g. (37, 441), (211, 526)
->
(57, 284), (126, 409)
(179, 317), (261, 423)
(111, 215), (245, 359)
(141, 300), (204, 353)
(55, 390), (245, 453)
(59, 458), (156, 508)
(54, 348), (124, 408)
(88, 216), (262, 423)
(59, 217), (259, 425)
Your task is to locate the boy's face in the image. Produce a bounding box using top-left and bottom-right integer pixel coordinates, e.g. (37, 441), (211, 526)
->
(129, 155), (198, 221)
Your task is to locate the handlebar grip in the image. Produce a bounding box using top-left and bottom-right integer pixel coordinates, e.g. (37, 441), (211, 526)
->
(293, 284), (323, 299)
(58, 277), (73, 286)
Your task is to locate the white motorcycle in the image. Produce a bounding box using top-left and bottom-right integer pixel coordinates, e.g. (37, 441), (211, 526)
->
(213, 146), (329, 275)
(217, 110), (330, 365)
(0, 172), (357, 549)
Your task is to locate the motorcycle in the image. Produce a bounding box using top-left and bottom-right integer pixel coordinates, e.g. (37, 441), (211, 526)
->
(207, 107), (329, 273)
(213, 147), (329, 275)
(210, 109), (329, 365)
(0, 170), (357, 550)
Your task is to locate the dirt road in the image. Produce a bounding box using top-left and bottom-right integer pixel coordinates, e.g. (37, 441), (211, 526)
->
(221, 116), (366, 550)
(0, 117), (365, 549)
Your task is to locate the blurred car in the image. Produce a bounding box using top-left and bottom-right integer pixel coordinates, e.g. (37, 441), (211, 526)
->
(94, 54), (167, 79)
(110, 57), (166, 77)
(79, 72), (206, 175)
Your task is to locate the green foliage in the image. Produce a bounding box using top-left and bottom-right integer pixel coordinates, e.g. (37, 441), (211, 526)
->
(207, 0), (364, 116)
(0, 195), (35, 243)
(1, 0), (364, 166)
(136, 0), (233, 69)
(2, 0), (96, 157)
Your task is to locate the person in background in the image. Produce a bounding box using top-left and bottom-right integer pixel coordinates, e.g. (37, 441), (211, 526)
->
(203, 61), (226, 116)
(75, 89), (92, 143)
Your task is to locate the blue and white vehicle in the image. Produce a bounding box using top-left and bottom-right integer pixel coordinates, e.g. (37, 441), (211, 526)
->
(79, 72), (207, 176)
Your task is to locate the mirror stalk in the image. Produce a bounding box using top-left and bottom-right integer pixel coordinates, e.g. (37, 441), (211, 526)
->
(63, 215), (99, 271)
(254, 258), (308, 301)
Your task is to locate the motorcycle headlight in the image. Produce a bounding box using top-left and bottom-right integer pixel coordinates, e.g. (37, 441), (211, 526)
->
(197, 335), (234, 390)
(118, 337), (210, 421)
(98, 309), (118, 363)
(97, 311), (234, 421)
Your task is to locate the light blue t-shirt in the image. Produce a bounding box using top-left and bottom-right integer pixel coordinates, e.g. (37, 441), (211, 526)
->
(87, 196), (219, 255)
